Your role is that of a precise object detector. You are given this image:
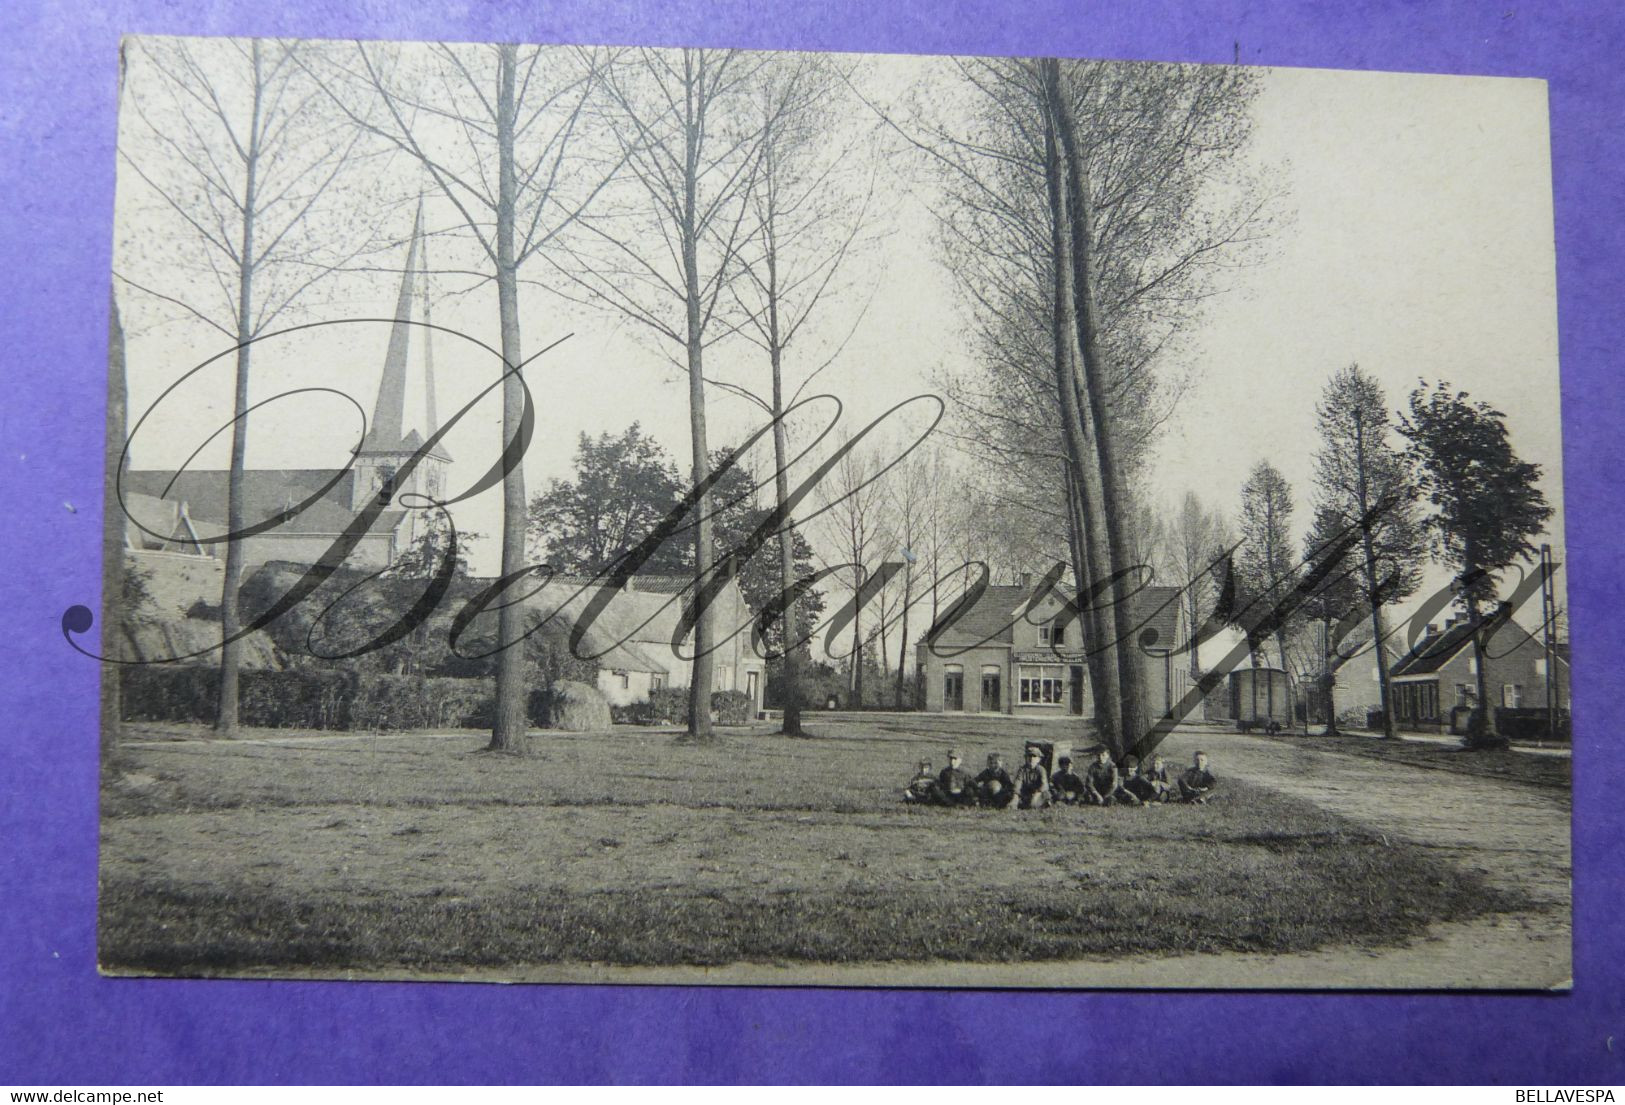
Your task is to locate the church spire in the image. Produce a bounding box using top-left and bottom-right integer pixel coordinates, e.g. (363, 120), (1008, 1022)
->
(362, 201), (424, 454)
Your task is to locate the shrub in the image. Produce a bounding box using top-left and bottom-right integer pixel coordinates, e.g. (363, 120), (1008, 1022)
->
(351, 675), (493, 731)
(712, 689), (753, 726)
(608, 686), (755, 726)
(626, 686), (690, 726)
(536, 680), (612, 731)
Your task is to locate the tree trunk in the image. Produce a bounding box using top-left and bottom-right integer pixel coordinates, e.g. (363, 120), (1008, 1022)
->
(1322, 617), (1340, 736)
(1040, 68), (1121, 753)
(681, 57), (716, 742)
(1353, 413), (1398, 740)
(487, 42), (530, 753)
(1064, 467), (1113, 740)
(895, 563), (912, 707)
(849, 563), (865, 707)
(1466, 593), (1502, 747)
(216, 41), (265, 739)
(1049, 59), (1147, 754)
(768, 290), (805, 736)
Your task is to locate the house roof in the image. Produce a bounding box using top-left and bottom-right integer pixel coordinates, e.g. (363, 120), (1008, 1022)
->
(1328, 636), (1404, 675)
(457, 575), (703, 676)
(1389, 616), (1548, 679)
(121, 491), (193, 550)
(920, 582), (1183, 655)
(123, 469), (407, 539)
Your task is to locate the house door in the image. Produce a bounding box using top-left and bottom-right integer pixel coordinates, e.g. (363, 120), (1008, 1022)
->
(1069, 666), (1085, 715)
(981, 669), (1001, 712)
(944, 669), (964, 712)
(746, 670), (760, 712)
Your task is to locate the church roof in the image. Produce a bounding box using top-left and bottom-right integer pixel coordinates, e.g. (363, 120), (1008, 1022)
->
(123, 469), (407, 539)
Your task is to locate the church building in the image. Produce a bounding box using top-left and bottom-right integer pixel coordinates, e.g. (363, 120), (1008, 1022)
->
(124, 204), (447, 575)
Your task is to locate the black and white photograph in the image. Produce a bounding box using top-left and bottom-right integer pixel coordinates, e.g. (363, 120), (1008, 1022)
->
(97, 35), (1570, 989)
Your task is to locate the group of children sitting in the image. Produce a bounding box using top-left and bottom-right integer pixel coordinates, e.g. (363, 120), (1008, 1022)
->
(903, 745), (1220, 809)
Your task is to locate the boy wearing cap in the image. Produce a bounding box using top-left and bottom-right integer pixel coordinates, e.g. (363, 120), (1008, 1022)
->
(936, 750), (975, 806)
(1049, 756), (1086, 804)
(1012, 746), (1051, 809)
(974, 753), (1016, 808)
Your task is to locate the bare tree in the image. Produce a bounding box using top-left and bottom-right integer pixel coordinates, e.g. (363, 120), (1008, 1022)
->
(715, 54), (875, 736)
(886, 449), (934, 706)
(117, 37), (378, 736)
(881, 55), (1271, 754)
(1167, 490), (1231, 677)
(814, 432), (894, 707)
(315, 41), (617, 753)
(551, 47), (768, 743)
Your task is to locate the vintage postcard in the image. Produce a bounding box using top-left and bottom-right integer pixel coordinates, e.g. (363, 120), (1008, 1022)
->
(95, 36), (1569, 988)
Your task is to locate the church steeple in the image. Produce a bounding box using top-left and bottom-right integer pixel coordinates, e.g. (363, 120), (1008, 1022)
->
(362, 201), (423, 455)
(352, 203), (449, 517)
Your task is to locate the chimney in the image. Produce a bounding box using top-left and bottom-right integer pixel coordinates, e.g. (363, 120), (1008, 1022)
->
(1426, 623), (1439, 636)
(1018, 571), (1033, 589)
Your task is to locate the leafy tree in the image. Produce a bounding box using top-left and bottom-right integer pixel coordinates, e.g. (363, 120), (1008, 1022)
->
(527, 425), (688, 576)
(1235, 460), (1298, 671)
(1398, 381), (1553, 747)
(1311, 364), (1426, 739)
(709, 448), (826, 660)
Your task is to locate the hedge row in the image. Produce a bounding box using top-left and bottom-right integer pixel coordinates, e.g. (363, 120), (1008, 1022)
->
(122, 667), (522, 731)
(121, 666), (754, 731)
(121, 667), (358, 729)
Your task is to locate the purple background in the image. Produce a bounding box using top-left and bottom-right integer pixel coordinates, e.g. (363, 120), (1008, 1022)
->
(2, 0), (1621, 1085)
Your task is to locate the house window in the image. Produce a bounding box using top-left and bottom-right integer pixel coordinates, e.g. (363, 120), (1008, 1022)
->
(1038, 624), (1051, 645)
(1455, 683), (1474, 707)
(1503, 683), (1523, 708)
(1018, 664), (1065, 706)
(616, 671), (630, 690)
(1052, 623), (1066, 646)
(651, 675), (664, 691)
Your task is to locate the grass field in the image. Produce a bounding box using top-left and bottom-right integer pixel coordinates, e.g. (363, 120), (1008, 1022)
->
(99, 714), (1526, 977)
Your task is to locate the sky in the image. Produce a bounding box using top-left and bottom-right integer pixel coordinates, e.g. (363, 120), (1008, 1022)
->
(114, 45), (1566, 658)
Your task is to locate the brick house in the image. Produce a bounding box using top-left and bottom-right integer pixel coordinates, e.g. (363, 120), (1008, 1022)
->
(915, 577), (1184, 719)
(1388, 613), (1569, 732)
(1327, 638), (1405, 723)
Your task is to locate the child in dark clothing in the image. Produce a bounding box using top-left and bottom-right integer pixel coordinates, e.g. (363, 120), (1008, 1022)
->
(1049, 756), (1086, 804)
(1083, 747), (1120, 806)
(1179, 750), (1220, 803)
(936, 750), (975, 806)
(975, 753), (1015, 808)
